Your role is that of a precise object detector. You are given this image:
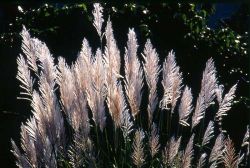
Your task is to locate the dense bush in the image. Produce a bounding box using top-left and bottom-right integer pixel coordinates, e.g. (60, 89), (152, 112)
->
(11, 3), (249, 168)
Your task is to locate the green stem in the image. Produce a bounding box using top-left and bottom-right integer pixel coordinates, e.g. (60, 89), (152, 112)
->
(166, 110), (172, 140)
(122, 137), (127, 168)
(168, 112), (172, 139)
(158, 108), (163, 135)
(177, 122), (180, 137)
(104, 128), (111, 165)
(100, 36), (103, 52)
(95, 125), (100, 152)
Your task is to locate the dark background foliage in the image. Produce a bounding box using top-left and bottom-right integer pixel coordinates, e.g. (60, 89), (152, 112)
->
(0, 2), (249, 167)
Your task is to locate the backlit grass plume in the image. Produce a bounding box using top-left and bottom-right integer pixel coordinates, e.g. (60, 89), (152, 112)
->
(11, 3), (249, 168)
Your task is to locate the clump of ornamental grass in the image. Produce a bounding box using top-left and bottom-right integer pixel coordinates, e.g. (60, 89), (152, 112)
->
(11, 3), (249, 168)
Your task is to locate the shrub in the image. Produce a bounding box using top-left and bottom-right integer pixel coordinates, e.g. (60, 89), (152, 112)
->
(11, 3), (249, 168)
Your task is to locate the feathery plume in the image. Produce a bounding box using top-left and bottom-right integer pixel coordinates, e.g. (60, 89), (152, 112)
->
(43, 136), (57, 167)
(70, 39), (93, 135)
(163, 136), (181, 166)
(29, 91), (55, 166)
(124, 28), (144, 117)
(11, 139), (31, 168)
(20, 121), (38, 167)
(209, 133), (225, 166)
(178, 86), (193, 126)
(241, 125), (249, 157)
(80, 38), (93, 62)
(132, 129), (145, 167)
(57, 57), (75, 118)
(39, 74), (65, 146)
(107, 81), (126, 127)
(161, 50), (183, 112)
(104, 18), (121, 79)
(237, 125), (250, 166)
(192, 58), (217, 129)
(237, 154), (245, 168)
(197, 153), (207, 168)
(71, 90), (90, 136)
(88, 49), (107, 131)
(92, 3), (104, 37)
(202, 121), (214, 146)
(30, 90), (47, 139)
(215, 83), (237, 121)
(149, 123), (160, 158)
(79, 38), (93, 65)
(20, 26), (38, 73)
(104, 19), (123, 124)
(242, 125), (249, 147)
(68, 133), (95, 168)
(68, 143), (85, 168)
(191, 96), (205, 129)
(142, 39), (160, 124)
(181, 134), (194, 168)
(12, 116), (59, 168)
(36, 39), (57, 88)
(223, 138), (239, 168)
(74, 38), (92, 93)
(215, 84), (224, 104)
(17, 55), (34, 98)
(121, 109), (134, 141)
(201, 58), (217, 107)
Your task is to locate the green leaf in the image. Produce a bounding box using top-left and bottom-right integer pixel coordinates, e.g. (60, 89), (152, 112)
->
(77, 3), (87, 12)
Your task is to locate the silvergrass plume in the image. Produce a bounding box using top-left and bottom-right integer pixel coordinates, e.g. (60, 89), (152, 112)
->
(132, 129), (145, 167)
(142, 39), (160, 124)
